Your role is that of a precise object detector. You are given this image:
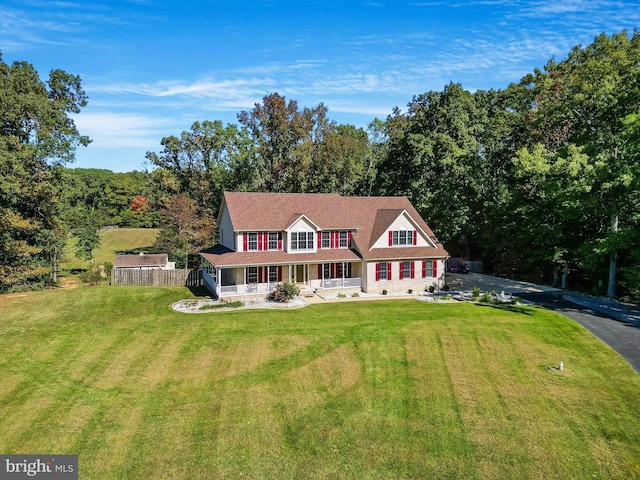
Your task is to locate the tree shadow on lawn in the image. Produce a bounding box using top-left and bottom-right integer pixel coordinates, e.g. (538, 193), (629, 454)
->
(115, 245), (156, 255)
(473, 303), (535, 316)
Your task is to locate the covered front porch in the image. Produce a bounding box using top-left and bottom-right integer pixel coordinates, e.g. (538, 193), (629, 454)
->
(202, 258), (362, 297)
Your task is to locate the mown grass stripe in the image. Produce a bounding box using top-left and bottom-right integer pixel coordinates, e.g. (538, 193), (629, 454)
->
(1, 288), (639, 479)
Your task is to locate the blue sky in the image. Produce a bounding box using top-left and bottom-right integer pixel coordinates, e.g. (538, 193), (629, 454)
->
(2, 0), (639, 172)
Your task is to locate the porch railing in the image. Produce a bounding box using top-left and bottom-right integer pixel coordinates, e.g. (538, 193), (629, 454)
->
(219, 282), (279, 295)
(321, 277), (362, 289)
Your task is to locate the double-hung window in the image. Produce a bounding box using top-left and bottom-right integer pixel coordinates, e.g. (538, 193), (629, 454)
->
(322, 231), (331, 249)
(247, 232), (258, 251)
(268, 232), (279, 250)
(339, 231), (348, 248)
(290, 232), (314, 250)
(247, 266), (258, 284)
(402, 261), (412, 279)
(268, 266), (278, 282)
(378, 262), (388, 280)
(423, 260), (434, 278)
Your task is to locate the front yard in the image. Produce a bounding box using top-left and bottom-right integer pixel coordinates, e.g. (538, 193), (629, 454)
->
(0, 286), (638, 479)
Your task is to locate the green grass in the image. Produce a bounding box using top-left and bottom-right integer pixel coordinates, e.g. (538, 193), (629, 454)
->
(63, 228), (159, 270)
(0, 288), (639, 479)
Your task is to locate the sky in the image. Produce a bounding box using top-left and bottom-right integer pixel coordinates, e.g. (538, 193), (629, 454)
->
(2, 0), (639, 173)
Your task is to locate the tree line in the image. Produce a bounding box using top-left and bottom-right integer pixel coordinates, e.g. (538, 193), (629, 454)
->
(1, 31), (638, 300)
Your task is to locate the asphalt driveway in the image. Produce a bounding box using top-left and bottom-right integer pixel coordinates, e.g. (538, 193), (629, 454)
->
(446, 272), (562, 294)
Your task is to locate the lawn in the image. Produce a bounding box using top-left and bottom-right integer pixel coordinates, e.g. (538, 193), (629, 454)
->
(63, 228), (159, 270)
(0, 287), (639, 479)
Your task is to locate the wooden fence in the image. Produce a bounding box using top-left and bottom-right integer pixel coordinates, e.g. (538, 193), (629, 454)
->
(111, 268), (203, 287)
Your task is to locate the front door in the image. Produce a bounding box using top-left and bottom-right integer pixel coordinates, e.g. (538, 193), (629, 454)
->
(296, 264), (305, 285)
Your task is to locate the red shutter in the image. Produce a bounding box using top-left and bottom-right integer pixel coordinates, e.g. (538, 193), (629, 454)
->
(347, 263), (352, 278)
(263, 234), (268, 251)
(348, 231), (352, 248)
(411, 261), (415, 279)
(258, 233), (262, 251)
(278, 266), (282, 282)
(278, 232), (282, 250)
(317, 232), (322, 249)
(376, 263), (380, 281)
(388, 231), (393, 246)
(243, 233), (248, 251)
(333, 232), (338, 249)
(258, 267), (263, 283)
(413, 231), (417, 245)
(399, 263), (404, 280)
(422, 260), (426, 278)
(433, 260), (438, 278)
(388, 262), (392, 280)
(318, 264), (322, 278)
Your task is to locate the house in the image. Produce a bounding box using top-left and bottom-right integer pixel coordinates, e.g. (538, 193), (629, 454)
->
(200, 192), (449, 297)
(113, 253), (175, 270)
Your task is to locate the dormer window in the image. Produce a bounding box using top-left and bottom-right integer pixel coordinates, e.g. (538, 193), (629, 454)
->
(389, 228), (416, 246)
(290, 230), (314, 250)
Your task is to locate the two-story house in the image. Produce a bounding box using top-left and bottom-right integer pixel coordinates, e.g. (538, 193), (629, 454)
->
(200, 192), (449, 297)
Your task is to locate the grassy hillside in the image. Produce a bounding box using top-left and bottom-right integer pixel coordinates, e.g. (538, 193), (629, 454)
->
(0, 289), (639, 479)
(63, 228), (160, 270)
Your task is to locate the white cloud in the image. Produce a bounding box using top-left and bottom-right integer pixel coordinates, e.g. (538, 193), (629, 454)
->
(72, 111), (175, 148)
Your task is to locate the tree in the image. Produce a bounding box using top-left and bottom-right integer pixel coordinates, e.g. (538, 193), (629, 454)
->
(375, 83), (488, 254)
(152, 195), (216, 268)
(0, 52), (90, 292)
(75, 226), (101, 267)
(146, 120), (253, 215)
(237, 92), (369, 195)
(524, 31), (640, 297)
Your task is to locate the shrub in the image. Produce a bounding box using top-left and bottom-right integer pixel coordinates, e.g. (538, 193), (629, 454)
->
(443, 284), (450, 292)
(102, 262), (113, 276)
(428, 285), (435, 293)
(382, 289), (388, 295)
(408, 289), (413, 294)
(267, 283), (300, 303)
(472, 287), (481, 299)
(199, 301), (244, 310)
(337, 293), (346, 298)
(79, 270), (102, 286)
(480, 292), (491, 303)
(351, 292), (359, 298)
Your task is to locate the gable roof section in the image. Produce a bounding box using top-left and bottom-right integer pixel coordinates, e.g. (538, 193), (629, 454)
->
(370, 209), (404, 249)
(218, 192), (448, 260)
(114, 253), (168, 268)
(285, 213), (321, 231)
